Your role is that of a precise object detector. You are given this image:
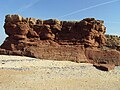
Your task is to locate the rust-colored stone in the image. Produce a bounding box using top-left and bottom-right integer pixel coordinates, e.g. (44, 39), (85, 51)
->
(0, 14), (120, 71)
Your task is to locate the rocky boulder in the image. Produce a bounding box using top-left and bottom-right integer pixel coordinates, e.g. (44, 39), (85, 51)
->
(93, 63), (115, 71)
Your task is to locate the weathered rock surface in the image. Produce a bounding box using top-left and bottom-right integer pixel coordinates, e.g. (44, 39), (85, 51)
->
(0, 14), (120, 70)
(85, 48), (120, 66)
(105, 34), (120, 51)
(2, 14), (107, 47)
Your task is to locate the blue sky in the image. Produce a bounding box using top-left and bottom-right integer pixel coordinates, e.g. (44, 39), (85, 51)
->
(0, 0), (120, 44)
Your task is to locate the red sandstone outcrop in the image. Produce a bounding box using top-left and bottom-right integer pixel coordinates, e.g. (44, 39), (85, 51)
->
(0, 14), (120, 70)
(2, 14), (107, 47)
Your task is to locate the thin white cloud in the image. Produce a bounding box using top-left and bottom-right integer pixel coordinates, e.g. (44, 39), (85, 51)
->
(58, 0), (120, 18)
(16, 0), (40, 13)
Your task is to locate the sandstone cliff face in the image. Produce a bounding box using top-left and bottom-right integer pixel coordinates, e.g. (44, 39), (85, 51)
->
(2, 14), (106, 47)
(0, 14), (120, 67)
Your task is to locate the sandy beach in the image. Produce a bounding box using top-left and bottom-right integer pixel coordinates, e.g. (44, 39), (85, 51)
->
(0, 55), (120, 90)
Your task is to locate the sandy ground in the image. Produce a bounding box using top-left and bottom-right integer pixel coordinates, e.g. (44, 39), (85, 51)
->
(0, 55), (120, 90)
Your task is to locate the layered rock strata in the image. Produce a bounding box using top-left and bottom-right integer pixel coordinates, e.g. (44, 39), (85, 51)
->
(0, 14), (120, 70)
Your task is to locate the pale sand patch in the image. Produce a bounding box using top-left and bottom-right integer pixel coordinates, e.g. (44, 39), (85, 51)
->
(0, 55), (120, 90)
